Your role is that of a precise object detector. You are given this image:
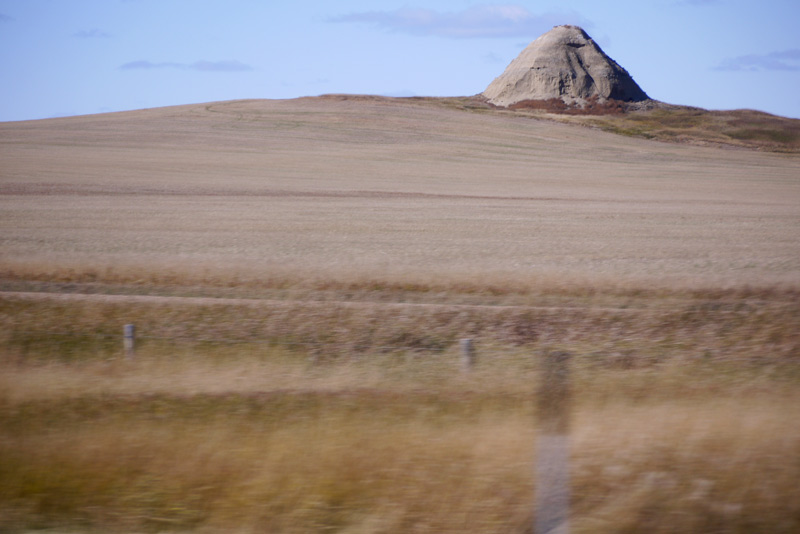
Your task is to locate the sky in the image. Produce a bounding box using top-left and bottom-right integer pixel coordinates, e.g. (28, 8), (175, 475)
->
(1, 0), (799, 122)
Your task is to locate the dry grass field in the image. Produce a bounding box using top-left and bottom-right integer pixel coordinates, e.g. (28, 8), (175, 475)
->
(2, 95), (799, 289)
(1, 96), (799, 533)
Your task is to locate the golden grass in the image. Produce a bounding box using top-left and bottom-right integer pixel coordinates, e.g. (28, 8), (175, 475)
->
(1, 275), (799, 533)
(1, 290), (798, 531)
(1, 344), (798, 533)
(3, 289), (799, 369)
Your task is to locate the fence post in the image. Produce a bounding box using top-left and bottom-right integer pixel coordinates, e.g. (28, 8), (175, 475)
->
(460, 338), (475, 371)
(123, 324), (136, 359)
(535, 350), (571, 534)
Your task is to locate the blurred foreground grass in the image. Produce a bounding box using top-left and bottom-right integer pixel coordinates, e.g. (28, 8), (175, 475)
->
(1, 292), (798, 533)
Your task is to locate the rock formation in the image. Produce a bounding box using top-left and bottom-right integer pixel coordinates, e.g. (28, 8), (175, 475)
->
(483, 25), (649, 108)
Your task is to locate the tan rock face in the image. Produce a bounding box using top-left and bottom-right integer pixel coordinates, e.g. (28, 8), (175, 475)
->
(483, 25), (648, 107)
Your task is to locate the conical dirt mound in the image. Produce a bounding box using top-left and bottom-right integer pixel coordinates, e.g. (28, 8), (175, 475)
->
(483, 25), (649, 108)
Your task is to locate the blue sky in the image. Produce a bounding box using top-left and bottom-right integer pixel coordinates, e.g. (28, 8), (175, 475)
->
(1, 0), (799, 122)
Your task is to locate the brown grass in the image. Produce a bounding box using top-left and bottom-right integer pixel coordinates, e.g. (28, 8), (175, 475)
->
(1, 95), (799, 532)
(537, 104), (800, 152)
(1, 290), (798, 532)
(1, 342), (798, 533)
(3, 289), (799, 364)
(2, 97), (798, 292)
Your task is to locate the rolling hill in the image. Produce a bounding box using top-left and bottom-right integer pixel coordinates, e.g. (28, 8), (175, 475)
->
(1, 95), (799, 292)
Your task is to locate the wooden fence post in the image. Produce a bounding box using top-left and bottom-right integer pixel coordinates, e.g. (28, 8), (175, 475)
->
(460, 338), (475, 371)
(535, 350), (571, 534)
(123, 324), (136, 359)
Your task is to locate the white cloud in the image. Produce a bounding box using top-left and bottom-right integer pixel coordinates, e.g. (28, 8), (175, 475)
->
(330, 4), (591, 39)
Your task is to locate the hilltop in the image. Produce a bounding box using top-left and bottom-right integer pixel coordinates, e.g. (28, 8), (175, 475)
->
(317, 94), (800, 153)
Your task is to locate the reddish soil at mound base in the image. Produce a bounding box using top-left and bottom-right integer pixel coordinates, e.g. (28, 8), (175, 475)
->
(508, 96), (628, 115)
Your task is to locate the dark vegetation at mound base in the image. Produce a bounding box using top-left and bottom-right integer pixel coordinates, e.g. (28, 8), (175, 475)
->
(578, 106), (800, 152)
(508, 96), (628, 115)
(422, 95), (800, 153)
